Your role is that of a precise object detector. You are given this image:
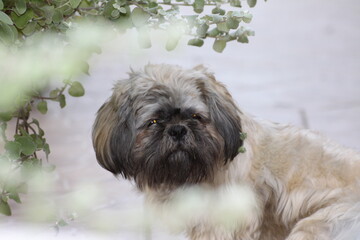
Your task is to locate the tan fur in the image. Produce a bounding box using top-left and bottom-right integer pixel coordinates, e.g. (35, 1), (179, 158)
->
(143, 66), (360, 240)
(94, 64), (360, 239)
(92, 99), (118, 171)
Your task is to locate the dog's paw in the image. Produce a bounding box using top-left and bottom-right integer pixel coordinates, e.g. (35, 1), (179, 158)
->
(286, 231), (330, 240)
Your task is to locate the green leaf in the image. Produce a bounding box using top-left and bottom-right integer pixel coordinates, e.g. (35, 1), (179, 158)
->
(16, 135), (37, 155)
(210, 14), (223, 23)
(43, 143), (50, 159)
(22, 21), (37, 36)
(188, 38), (204, 47)
(52, 9), (63, 24)
(103, 0), (116, 18)
(237, 35), (249, 43)
(0, 122), (7, 140)
(246, 29), (255, 36)
(247, 0), (257, 8)
(0, 112), (12, 122)
(213, 39), (226, 53)
(193, 0), (204, 14)
(230, 0), (242, 7)
(131, 7), (150, 28)
(37, 101), (48, 115)
(240, 132), (248, 141)
(238, 146), (246, 153)
(0, 199), (11, 216)
(212, 8), (225, 16)
(11, 10), (35, 29)
(5, 141), (22, 159)
(39, 5), (55, 24)
(80, 61), (90, 75)
(0, 11), (13, 25)
(15, 0), (27, 15)
(242, 12), (253, 23)
(70, 0), (82, 9)
(138, 27), (151, 49)
(226, 17), (239, 29)
(196, 23), (209, 38)
(111, 9), (120, 18)
(165, 37), (179, 51)
(30, 119), (43, 137)
(32, 135), (45, 148)
(217, 22), (229, 33)
(222, 34), (236, 42)
(0, 0), (3, 10)
(119, 7), (127, 14)
(49, 89), (60, 99)
(68, 81), (85, 97)
(207, 28), (220, 38)
(58, 3), (73, 16)
(9, 192), (21, 204)
(11, 27), (21, 41)
(231, 11), (244, 18)
(31, 118), (39, 126)
(58, 94), (66, 108)
(184, 15), (197, 26)
(148, 2), (158, 9)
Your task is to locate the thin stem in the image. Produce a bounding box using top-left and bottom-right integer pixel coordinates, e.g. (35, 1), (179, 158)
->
(25, 123), (37, 135)
(32, 82), (69, 101)
(33, 96), (57, 100)
(15, 114), (20, 135)
(130, 1), (157, 17)
(158, 2), (216, 6)
(78, 7), (101, 11)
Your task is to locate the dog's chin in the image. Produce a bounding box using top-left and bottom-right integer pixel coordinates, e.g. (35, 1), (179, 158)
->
(166, 150), (192, 177)
(134, 147), (215, 190)
(167, 150), (191, 165)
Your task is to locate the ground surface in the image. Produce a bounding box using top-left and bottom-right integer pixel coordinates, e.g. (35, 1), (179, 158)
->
(1, 0), (360, 239)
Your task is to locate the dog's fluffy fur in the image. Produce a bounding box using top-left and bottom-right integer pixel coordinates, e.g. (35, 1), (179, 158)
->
(92, 64), (360, 240)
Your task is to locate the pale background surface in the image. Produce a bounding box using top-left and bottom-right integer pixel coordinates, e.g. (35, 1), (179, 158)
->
(1, 0), (359, 239)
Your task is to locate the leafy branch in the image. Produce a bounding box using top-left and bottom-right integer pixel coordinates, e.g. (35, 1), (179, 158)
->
(0, 0), (265, 218)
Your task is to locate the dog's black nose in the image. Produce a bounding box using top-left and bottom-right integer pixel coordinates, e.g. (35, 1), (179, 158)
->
(168, 125), (187, 141)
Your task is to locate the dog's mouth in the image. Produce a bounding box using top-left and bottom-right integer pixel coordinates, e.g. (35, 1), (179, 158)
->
(167, 150), (191, 163)
(135, 144), (213, 189)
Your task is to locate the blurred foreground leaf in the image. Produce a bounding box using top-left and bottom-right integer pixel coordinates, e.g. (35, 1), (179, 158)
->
(247, 0), (257, 8)
(0, 0), (264, 222)
(68, 81), (85, 97)
(0, 11), (13, 25)
(15, 0), (27, 15)
(37, 101), (48, 114)
(213, 39), (227, 53)
(0, 199), (11, 216)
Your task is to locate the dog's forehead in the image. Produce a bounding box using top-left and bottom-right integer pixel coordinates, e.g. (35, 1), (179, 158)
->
(135, 83), (208, 121)
(127, 64), (211, 123)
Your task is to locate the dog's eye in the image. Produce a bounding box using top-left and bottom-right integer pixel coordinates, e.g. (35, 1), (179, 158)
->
(148, 119), (158, 126)
(191, 114), (201, 120)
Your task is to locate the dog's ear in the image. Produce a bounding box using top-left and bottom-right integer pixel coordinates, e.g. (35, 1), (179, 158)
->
(207, 92), (243, 162)
(195, 67), (243, 162)
(92, 83), (135, 178)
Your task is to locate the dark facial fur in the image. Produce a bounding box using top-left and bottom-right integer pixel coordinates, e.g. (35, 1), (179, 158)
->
(92, 64), (243, 190)
(132, 104), (222, 189)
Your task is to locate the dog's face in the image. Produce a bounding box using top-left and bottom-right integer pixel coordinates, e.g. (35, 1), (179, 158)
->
(92, 65), (243, 190)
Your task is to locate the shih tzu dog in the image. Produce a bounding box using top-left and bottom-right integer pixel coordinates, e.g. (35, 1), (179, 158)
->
(92, 64), (360, 240)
